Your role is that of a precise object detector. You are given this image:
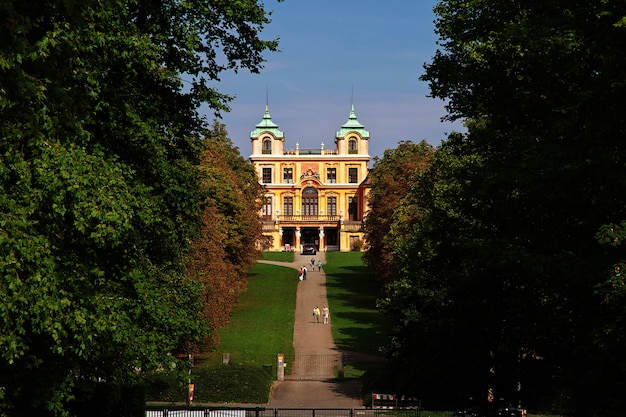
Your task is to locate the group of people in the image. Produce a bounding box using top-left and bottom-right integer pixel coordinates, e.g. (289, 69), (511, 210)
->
(312, 304), (330, 324)
(295, 257), (330, 324)
(311, 258), (322, 271)
(298, 259), (323, 281)
(298, 265), (307, 281)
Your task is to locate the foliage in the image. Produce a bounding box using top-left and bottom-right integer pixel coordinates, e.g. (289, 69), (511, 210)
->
(363, 140), (435, 285)
(68, 382), (145, 417)
(0, 0), (279, 415)
(186, 121), (263, 351)
(144, 364), (273, 404)
(144, 262), (297, 404)
(374, 1), (626, 415)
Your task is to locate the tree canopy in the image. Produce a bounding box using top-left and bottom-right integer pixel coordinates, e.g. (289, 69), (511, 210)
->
(371, 2), (626, 415)
(187, 121), (263, 350)
(0, 0), (276, 415)
(363, 140), (434, 286)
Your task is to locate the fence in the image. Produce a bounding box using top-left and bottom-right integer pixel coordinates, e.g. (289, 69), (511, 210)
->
(370, 394), (421, 410)
(145, 407), (421, 417)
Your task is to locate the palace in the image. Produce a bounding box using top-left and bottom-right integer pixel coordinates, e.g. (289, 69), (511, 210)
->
(249, 104), (371, 252)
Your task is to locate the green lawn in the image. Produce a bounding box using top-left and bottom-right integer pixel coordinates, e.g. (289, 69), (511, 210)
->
(324, 251), (388, 355)
(201, 251), (387, 376)
(199, 262), (297, 368)
(260, 251), (295, 262)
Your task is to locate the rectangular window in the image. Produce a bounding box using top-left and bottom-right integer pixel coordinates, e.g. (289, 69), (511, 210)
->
(348, 167), (358, 183)
(283, 167), (293, 184)
(284, 196), (293, 216)
(262, 197), (272, 220)
(327, 196), (337, 216)
(262, 167), (272, 184)
(327, 168), (336, 184)
(302, 196), (318, 216)
(349, 196), (358, 220)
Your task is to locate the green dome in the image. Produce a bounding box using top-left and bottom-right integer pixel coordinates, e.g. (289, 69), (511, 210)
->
(250, 105), (284, 139)
(336, 104), (370, 139)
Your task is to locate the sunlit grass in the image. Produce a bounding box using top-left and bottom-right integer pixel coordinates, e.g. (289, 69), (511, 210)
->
(199, 263), (297, 368)
(200, 251), (387, 380)
(260, 251), (294, 262)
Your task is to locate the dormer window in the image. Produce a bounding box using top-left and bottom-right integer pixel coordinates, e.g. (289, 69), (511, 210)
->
(348, 138), (358, 154)
(262, 138), (272, 154)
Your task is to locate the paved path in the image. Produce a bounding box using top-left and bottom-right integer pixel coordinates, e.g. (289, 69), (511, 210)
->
(258, 252), (364, 408)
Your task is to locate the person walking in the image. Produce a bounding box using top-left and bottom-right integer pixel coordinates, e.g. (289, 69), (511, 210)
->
(313, 306), (320, 323)
(302, 265), (307, 280)
(317, 260), (322, 272)
(311, 258), (315, 271)
(322, 304), (330, 324)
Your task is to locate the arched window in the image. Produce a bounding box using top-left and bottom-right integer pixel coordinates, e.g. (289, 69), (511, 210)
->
(262, 138), (272, 154)
(302, 187), (318, 216)
(348, 138), (358, 154)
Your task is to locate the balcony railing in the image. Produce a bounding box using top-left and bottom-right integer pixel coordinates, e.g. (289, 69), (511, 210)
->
(283, 148), (338, 155)
(262, 217), (364, 230)
(278, 215), (341, 222)
(343, 221), (364, 231)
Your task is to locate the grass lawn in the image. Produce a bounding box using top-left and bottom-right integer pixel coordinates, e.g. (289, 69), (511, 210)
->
(186, 252), (557, 414)
(324, 251), (388, 356)
(200, 251), (386, 381)
(260, 251), (294, 262)
(199, 262), (297, 368)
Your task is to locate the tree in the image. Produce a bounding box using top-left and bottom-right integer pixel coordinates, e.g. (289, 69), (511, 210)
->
(186, 121), (263, 350)
(363, 140), (434, 286)
(0, 0), (278, 414)
(378, 1), (626, 415)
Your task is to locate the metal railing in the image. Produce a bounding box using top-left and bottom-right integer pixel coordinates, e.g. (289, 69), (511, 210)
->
(146, 407), (420, 417)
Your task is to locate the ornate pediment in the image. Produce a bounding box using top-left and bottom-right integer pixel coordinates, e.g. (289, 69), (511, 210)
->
(300, 169), (320, 180)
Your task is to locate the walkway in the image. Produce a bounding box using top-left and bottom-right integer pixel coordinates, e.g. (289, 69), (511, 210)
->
(257, 252), (363, 408)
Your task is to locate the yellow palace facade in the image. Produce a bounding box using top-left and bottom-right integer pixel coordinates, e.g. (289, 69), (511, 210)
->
(249, 104), (371, 252)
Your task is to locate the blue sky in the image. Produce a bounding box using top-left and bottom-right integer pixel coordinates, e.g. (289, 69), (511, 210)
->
(205, 0), (465, 160)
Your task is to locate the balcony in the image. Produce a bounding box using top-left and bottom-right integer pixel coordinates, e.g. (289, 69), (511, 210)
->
(278, 215), (340, 223)
(261, 215), (364, 230)
(343, 221), (364, 232)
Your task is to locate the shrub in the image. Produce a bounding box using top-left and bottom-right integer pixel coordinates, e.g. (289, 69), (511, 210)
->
(68, 382), (145, 417)
(145, 364), (273, 404)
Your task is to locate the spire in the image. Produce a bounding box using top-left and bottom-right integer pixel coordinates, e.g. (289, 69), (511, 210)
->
(250, 104), (284, 139)
(336, 103), (370, 139)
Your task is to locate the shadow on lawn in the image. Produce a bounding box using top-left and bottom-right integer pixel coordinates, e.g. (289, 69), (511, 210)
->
(324, 265), (388, 355)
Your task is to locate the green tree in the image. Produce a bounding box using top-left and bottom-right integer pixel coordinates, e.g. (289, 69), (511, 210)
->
(187, 120), (263, 350)
(0, 0), (278, 415)
(379, 1), (626, 415)
(363, 140), (434, 286)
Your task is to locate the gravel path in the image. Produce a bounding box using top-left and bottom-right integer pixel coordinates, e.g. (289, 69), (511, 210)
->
(258, 252), (365, 408)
